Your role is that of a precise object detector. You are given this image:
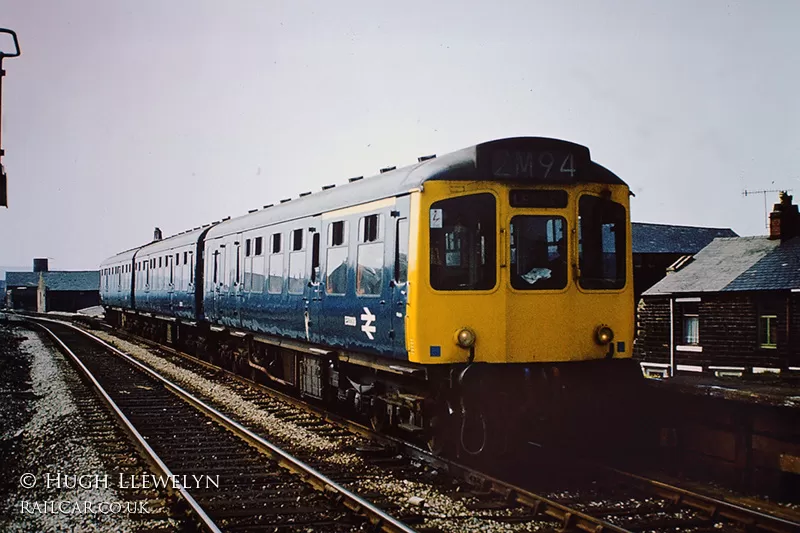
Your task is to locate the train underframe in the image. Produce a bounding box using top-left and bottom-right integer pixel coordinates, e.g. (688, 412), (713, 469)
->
(106, 308), (644, 460)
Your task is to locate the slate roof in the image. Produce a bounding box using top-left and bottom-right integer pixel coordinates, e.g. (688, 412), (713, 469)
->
(631, 222), (738, 254)
(643, 236), (800, 295)
(5, 271), (99, 292)
(725, 236), (800, 291)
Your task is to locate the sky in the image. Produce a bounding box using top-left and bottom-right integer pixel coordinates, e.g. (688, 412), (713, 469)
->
(0, 1), (798, 270)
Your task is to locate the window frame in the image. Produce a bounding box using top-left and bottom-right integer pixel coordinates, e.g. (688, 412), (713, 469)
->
(758, 313), (777, 349)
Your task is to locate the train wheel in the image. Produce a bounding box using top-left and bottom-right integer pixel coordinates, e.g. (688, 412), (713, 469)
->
(369, 399), (388, 433)
(426, 414), (449, 455)
(425, 397), (455, 456)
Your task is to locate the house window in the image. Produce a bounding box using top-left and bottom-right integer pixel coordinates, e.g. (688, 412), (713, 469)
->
(759, 314), (777, 348)
(681, 303), (699, 345)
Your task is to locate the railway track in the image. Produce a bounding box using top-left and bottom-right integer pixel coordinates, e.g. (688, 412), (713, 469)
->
(26, 315), (800, 533)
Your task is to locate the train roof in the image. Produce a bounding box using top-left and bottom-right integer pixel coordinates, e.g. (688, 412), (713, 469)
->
(207, 137), (626, 240)
(100, 246), (141, 268)
(136, 225), (212, 257)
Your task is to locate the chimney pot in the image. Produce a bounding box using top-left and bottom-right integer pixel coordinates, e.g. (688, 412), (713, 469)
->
(33, 258), (48, 272)
(769, 191), (799, 242)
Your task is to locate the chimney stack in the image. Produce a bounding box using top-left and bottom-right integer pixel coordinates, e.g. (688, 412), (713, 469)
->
(33, 258), (48, 272)
(769, 192), (800, 241)
(153, 227), (163, 241)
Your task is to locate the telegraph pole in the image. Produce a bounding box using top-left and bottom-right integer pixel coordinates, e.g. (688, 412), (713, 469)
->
(0, 28), (21, 208)
(743, 188), (793, 229)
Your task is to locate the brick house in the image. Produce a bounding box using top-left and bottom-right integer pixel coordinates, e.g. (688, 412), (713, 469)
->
(635, 193), (800, 378)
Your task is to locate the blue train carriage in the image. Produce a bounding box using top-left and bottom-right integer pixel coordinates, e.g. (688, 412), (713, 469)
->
(201, 174), (412, 382)
(100, 247), (139, 322)
(129, 225), (213, 344)
(196, 137), (637, 455)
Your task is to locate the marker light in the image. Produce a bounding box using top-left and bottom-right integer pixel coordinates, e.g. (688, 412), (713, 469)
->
(455, 328), (477, 348)
(595, 325), (614, 345)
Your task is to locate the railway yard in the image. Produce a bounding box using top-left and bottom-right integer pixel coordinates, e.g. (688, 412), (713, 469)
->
(2, 312), (798, 533)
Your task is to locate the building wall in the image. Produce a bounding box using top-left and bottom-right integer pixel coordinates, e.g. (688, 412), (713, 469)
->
(46, 291), (100, 313)
(633, 253), (683, 301)
(7, 288), (36, 311)
(635, 292), (798, 372)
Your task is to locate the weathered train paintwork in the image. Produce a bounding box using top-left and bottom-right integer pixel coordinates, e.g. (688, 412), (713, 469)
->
(133, 227), (209, 321)
(99, 248), (138, 309)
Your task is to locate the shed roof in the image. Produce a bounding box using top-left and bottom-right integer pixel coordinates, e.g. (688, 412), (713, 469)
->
(631, 222), (737, 254)
(642, 236), (798, 296)
(6, 271), (100, 292)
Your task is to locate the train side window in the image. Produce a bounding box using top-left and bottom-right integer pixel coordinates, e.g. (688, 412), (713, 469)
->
(328, 220), (347, 247)
(326, 221), (349, 295)
(251, 241), (265, 292)
(189, 252), (194, 284)
(395, 218), (409, 284)
(356, 214), (384, 296)
(212, 250), (219, 284)
(268, 234), (284, 294)
(245, 239), (252, 257)
(288, 239), (306, 294)
(429, 193), (496, 291)
(359, 214), (381, 243)
(310, 233), (321, 283)
(235, 243), (241, 285)
(292, 229), (304, 251)
(578, 195), (626, 289)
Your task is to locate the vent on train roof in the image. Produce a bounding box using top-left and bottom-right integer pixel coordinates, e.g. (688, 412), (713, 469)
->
(280, 198), (291, 203)
(222, 216), (231, 221)
(322, 184), (335, 190)
(248, 209), (258, 213)
(380, 166), (396, 173)
(263, 204), (273, 209)
(348, 176), (364, 183)
(299, 191), (312, 197)
(418, 154), (436, 162)
(194, 227), (201, 230)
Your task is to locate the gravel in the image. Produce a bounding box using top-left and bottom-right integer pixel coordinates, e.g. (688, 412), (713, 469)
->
(91, 330), (558, 532)
(0, 318), (179, 532)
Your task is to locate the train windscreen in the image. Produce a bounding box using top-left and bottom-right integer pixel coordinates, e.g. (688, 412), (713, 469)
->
(510, 216), (567, 290)
(429, 193), (496, 291)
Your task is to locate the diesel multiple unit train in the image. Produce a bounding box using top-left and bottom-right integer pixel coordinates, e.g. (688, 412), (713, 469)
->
(101, 137), (638, 456)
